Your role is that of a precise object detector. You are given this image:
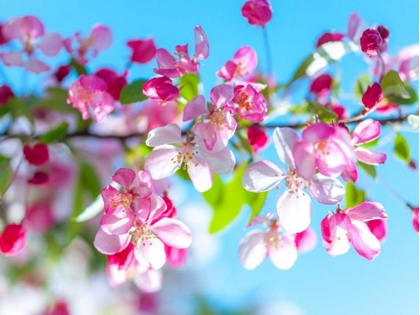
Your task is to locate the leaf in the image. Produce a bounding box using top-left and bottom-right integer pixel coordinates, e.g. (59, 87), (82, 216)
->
(357, 161), (377, 179)
(245, 190), (268, 223)
(38, 122), (69, 144)
(202, 174), (224, 206)
(75, 194), (104, 222)
(359, 138), (379, 148)
(310, 102), (338, 121)
(0, 165), (12, 196)
(32, 87), (76, 113)
(381, 70), (410, 99)
(179, 73), (200, 102)
(5, 97), (34, 124)
(385, 82), (418, 105)
(394, 133), (410, 163)
(354, 74), (372, 99)
(408, 114), (419, 130)
(120, 79), (148, 105)
(345, 183), (365, 208)
(70, 57), (88, 75)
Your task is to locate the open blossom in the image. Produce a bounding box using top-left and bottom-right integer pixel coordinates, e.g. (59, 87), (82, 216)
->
(0, 15), (62, 73)
(144, 123), (235, 192)
(127, 38), (156, 64)
(321, 202), (388, 260)
(230, 84), (267, 123)
(241, 0), (272, 27)
(239, 213), (298, 270)
(143, 76), (179, 104)
(67, 74), (114, 123)
(183, 84), (237, 151)
(94, 168), (192, 270)
(64, 24), (112, 64)
(217, 46), (258, 81)
(243, 127), (345, 233)
(292, 122), (356, 180)
(154, 25), (209, 78)
(360, 28), (383, 57)
(0, 223), (26, 256)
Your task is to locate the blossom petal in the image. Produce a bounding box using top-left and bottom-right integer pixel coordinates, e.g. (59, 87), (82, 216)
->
(316, 141), (347, 177)
(100, 206), (135, 235)
(194, 25), (209, 60)
(351, 119), (381, 145)
(273, 127), (299, 168)
(355, 147), (387, 165)
(146, 123), (183, 147)
(268, 235), (298, 270)
(187, 156), (213, 192)
(193, 121), (217, 151)
(38, 32), (62, 56)
(90, 24), (112, 51)
(133, 268), (162, 293)
(277, 189), (312, 233)
(151, 218), (192, 248)
(238, 230), (267, 270)
(349, 220), (381, 260)
(111, 168), (136, 189)
(134, 237), (166, 269)
(308, 174), (345, 205)
(198, 146), (235, 175)
(0, 52), (24, 66)
(144, 145), (179, 180)
(347, 201), (388, 221)
(25, 57), (50, 74)
(183, 95), (208, 121)
(293, 141), (316, 179)
(210, 84), (234, 108)
(324, 213), (352, 257)
(242, 160), (284, 192)
(93, 229), (130, 255)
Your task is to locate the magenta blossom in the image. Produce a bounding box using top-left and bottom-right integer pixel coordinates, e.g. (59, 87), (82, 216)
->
(127, 38), (157, 64)
(67, 74), (114, 123)
(183, 84), (237, 152)
(0, 223), (26, 256)
(362, 83), (383, 110)
(64, 24), (112, 64)
(321, 202), (388, 260)
(247, 125), (268, 153)
(310, 74), (332, 97)
(230, 84), (267, 123)
(217, 46), (258, 81)
(241, 0), (272, 27)
(239, 213), (298, 270)
(0, 15), (62, 73)
(292, 122), (356, 180)
(143, 76), (180, 104)
(154, 25), (209, 78)
(316, 32), (344, 48)
(360, 28), (383, 57)
(243, 127), (345, 233)
(95, 68), (128, 101)
(144, 123), (235, 192)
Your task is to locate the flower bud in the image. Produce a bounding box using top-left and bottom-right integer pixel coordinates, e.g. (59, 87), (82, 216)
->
(360, 28), (383, 57)
(241, 0), (272, 27)
(362, 82), (383, 109)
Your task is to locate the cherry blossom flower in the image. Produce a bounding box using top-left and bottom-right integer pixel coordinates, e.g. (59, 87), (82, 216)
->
(292, 122), (356, 180)
(0, 15), (62, 73)
(127, 38), (156, 64)
(239, 213), (298, 270)
(144, 123), (235, 192)
(243, 127), (345, 233)
(0, 223), (26, 256)
(360, 28), (383, 57)
(241, 0), (273, 27)
(230, 84), (267, 123)
(143, 76), (179, 104)
(183, 84), (237, 151)
(64, 24), (112, 64)
(94, 68), (128, 101)
(154, 25), (208, 78)
(67, 74), (115, 123)
(321, 202), (388, 260)
(217, 46), (258, 81)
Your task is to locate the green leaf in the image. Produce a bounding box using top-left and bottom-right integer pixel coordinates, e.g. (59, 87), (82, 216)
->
(245, 190), (268, 223)
(70, 57), (88, 75)
(359, 137), (379, 148)
(381, 70), (410, 98)
(202, 174), (224, 206)
(385, 82), (418, 105)
(120, 79), (148, 104)
(345, 183), (365, 208)
(394, 133), (410, 163)
(408, 114), (419, 130)
(357, 161), (377, 179)
(179, 73), (199, 102)
(310, 102), (338, 121)
(38, 122), (69, 144)
(32, 87), (76, 113)
(354, 74), (372, 99)
(5, 97), (34, 124)
(0, 165), (12, 196)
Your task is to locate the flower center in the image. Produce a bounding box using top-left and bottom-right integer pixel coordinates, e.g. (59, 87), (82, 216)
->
(129, 223), (157, 248)
(110, 191), (133, 211)
(315, 139), (331, 156)
(171, 138), (199, 170)
(210, 110), (228, 130)
(285, 168), (306, 191)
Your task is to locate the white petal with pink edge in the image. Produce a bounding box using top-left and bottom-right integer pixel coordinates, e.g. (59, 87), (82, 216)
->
(349, 220), (381, 260)
(242, 160), (284, 192)
(134, 237), (166, 269)
(346, 201), (388, 221)
(308, 174), (345, 205)
(93, 228), (130, 255)
(144, 145), (180, 180)
(188, 156), (213, 192)
(268, 235), (298, 270)
(238, 230), (267, 270)
(355, 147), (387, 165)
(151, 217), (192, 248)
(273, 127), (299, 168)
(277, 189), (312, 233)
(146, 123), (183, 147)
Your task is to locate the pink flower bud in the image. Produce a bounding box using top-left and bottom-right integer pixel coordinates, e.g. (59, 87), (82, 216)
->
(366, 219), (387, 242)
(310, 74), (332, 96)
(0, 85), (14, 105)
(316, 32), (344, 48)
(0, 223), (26, 256)
(23, 143), (49, 166)
(377, 25), (389, 42)
(127, 38), (156, 64)
(143, 76), (179, 103)
(247, 125), (268, 153)
(412, 207), (419, 233)
(53, 64), (71, 83)
(362, 82), (383, 109)
(241, 0), (272, 27)
(28, 171), (49, 185)
(360, 28), (383, 57)
(0, 24), (9, 46)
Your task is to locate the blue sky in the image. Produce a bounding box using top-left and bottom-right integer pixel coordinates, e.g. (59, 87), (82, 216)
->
(1, 0), (419, 314)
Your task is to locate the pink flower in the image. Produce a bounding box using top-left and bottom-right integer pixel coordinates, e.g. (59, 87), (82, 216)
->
(231, 84), (267, 123)
(0, 85), (14, 105)
(143, 76), (179, 104)
(64, 24), (112, 64)
(366, 219), (387, 242)
(310, 74), (332, 96)
(0, 15), (62, 73)
(241, 0), (272, 27)
(183, 84), (237, 151)
(292, 122), (356, 180)
(360, 28), (383, 57)
(0, 223), (26, 256)
(321, 202), (388, 260)
(316, 32), (344, 48)
(67, 74), (115, 123)
(243, 127), (345, 233)
(247, 125), (268, 153)
(127, 38), (157, 64)
(144, 123), (235, 192)
(239, 213), (298, 270)
(362, 83), (383, 109)
(412, 207), (419, 233)
(154, 26), (208, 78)
(217, 46), (258, 81)
(24, 201), (54, 233)
(23, 143), (49, 166)
(95, 68), (128, 101)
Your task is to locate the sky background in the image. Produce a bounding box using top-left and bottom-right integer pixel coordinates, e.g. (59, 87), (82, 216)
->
(0, 0), (419, 315)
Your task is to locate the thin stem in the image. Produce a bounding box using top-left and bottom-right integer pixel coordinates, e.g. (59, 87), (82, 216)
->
(0, 159), (24, 204)
(262, 27), (273, 76)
